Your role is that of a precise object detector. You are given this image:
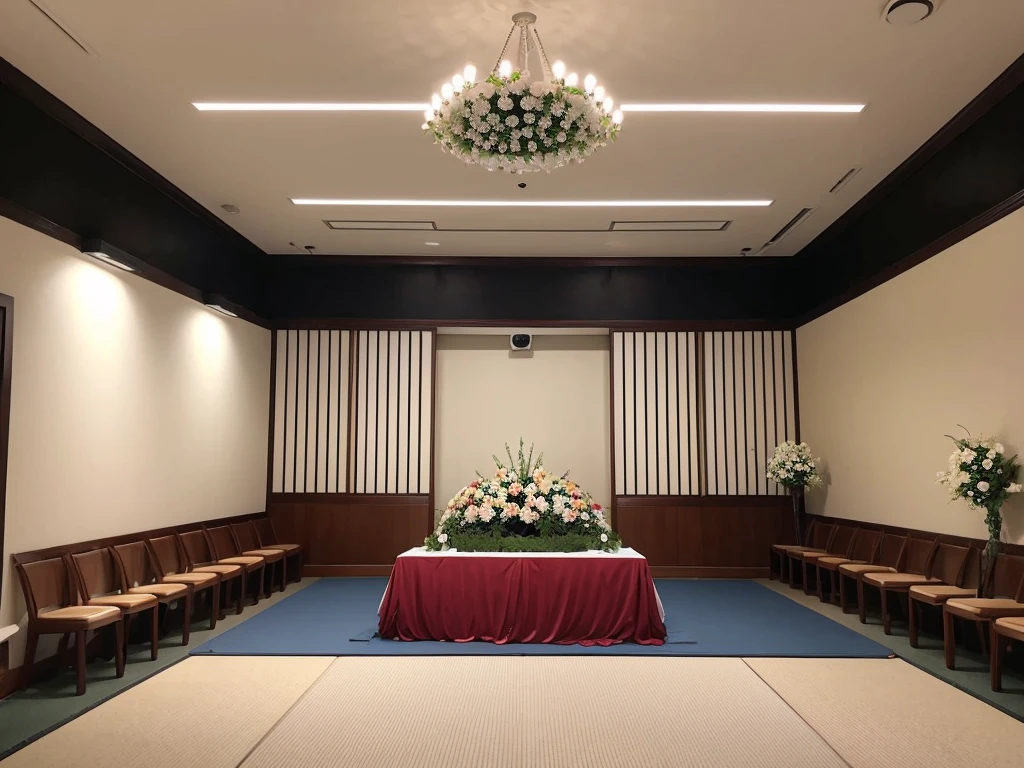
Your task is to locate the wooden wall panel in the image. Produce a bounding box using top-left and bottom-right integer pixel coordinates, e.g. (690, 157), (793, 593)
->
(268, 494), (430, 574)
(615, 496), (794, 577)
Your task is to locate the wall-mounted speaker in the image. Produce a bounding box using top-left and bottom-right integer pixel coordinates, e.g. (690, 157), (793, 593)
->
(510, 333), (532, 351)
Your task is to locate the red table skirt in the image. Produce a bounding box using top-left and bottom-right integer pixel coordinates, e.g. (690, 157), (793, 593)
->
(378, 553), (666, 646)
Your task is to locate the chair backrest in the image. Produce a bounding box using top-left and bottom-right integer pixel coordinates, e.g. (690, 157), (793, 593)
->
(987, 554), (1024, 600)
(179, 530), (214, 567)
(206, 526), (241, 560)
(902, 536), (937, 575)
(847, 529), (882, 562)
(16, 557), (72, 618)
(148, 535), (186, 576)
(875, 533), (907, 568)
(230, 522), (260, 552)
(252, 517), (276, 547)
(960, 547), (983, 590)
(828, 525), (858, 557)
(807, 522), (835, 551)
(926, 542), (970, 585)
(112, 541), (159, 588)
(70, 549), (122, 598)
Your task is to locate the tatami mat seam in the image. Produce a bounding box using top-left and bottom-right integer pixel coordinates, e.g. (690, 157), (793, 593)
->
(741, 658), (855, 768)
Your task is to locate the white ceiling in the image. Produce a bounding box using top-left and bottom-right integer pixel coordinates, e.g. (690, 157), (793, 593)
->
(1, 0), (1022, 259)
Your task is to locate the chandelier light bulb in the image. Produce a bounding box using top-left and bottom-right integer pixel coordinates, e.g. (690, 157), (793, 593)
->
(565, 72), (578, 87)
(552, 60), (566, 79)
(424, 108), (433, 121)
(584, 74), (597, 92)
(463, 64), (477, 83)
(603, 96), (614, 111)
(431, 93), (442, 110)
(422, 122), (429, 130)
(593, 85), (605, 102)
(612, 110), (624, 125)
(452, 74), (465, 92)
(441, 83), (454, 100)
(499, 59), (513, 77)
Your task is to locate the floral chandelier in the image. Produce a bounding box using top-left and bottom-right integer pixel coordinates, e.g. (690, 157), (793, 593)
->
(423, 12), (623, 173)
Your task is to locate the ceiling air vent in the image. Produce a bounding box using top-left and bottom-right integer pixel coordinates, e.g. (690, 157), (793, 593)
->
(755, 207), (815, 255)
(829, 167), (862, 194)
(324, 220), (437, 231)
(610, 220), (730, 232)
(27, 1), (95, 55)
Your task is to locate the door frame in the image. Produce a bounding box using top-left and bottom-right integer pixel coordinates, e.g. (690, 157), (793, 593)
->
(0, 293), (13, 601)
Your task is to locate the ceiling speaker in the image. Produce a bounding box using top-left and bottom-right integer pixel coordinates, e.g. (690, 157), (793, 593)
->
(882, 0), (938, 25)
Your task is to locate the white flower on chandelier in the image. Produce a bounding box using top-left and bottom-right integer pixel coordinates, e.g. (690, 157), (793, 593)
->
(423, 12), (622, 174)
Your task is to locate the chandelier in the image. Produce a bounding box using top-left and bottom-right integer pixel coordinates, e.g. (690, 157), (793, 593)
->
(423, 12), (623, 173)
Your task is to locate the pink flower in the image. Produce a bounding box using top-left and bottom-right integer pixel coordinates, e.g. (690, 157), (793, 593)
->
(522, 495), (535, 508)
(465, 505), (479, 523)
(509, 482), (524, 496)
(533, 496), (549, 512)
(479, 506), (495, 523)
(561, 508), (578, 523)
(501, 502), (521, 520)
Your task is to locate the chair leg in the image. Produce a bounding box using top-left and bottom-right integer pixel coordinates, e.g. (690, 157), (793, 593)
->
(857, 579), (867, 624)
(280, 557), (287, 592)
(788, 557), (801, 589)
(182, 591), (192, 646)
(114, 621), (125, 678)
(780, 554), (790, 584)
(839, 574), (849, 613)
(238, 570), (248, 614)
(20, 630), (39, 690)
(943, 609), (956, 670)
(991, 624), (1003, 692)
(254, 565), (265, 603)
(816, 566), (825, 602)
(802, 561), (813, 596)
(908, 598), (919, 648)
(881, 588), (891, 634)
(75, 630), (87, 696)
(151, 605), (160, 661)
(210, 585), (220, 630)
(975, 620), (988, 656)
(769, 548), (777, 580)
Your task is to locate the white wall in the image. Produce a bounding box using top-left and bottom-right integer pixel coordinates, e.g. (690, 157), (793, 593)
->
(797, 206), (1024, 545)
(0, 217), (270, 666)
(435, 334), (610, 516)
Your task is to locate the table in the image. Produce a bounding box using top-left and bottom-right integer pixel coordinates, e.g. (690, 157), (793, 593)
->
(377, 547), (667, 646)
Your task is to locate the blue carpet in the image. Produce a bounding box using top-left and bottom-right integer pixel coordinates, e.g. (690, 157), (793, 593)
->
(190, 579), (892, 657)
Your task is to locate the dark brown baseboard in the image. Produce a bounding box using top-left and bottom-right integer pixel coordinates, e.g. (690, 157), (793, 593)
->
(650, 566), (768, 579)
(303, 565), (394, 577)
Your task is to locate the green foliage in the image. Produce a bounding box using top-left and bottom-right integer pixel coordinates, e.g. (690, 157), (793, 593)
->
(426, 528), (621, 554)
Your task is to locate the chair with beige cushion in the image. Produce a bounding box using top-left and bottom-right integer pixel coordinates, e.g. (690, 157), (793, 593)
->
(789, 524), (859, 597)
(815, 528), (882, 607)
(770, 520), (836, 585)
(14, 555), (123, 696)
(837, 533), (909, 621)
(907, 545), (981, 648)
(991, 615), (1024, 692)
(230, 522), (286, 595)
(203, 526), (267, 604)
(860, 536), (940, 633)
(70, 548), (160, 661)
(252, 517), (303, 584)
(943, 554), (1024, 670)
(146, 535), (221, 630)
(111, 542), (191, 648)
(177, 530), (249, 615)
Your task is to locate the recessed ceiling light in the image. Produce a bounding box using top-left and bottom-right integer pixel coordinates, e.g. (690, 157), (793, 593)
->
(220, 203), (240, 214)
(620, 103), (865, 113)
(193, 102), (431, 111)
(79, 238), (141, 272)
(203, 293), (239, 317)
(291, 199), (772, 208)
(424, 241), (441, 246)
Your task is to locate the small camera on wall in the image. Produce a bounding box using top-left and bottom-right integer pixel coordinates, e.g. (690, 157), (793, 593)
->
(510, 333), (532, 351)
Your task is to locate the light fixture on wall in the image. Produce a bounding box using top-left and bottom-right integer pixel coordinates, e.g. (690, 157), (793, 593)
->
(203, 294), (239, 318)
(79, 239), (142, 272)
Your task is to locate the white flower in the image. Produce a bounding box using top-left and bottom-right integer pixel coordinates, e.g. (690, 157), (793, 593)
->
(968, 491), (974, 497)
(530, 80), (546, 97)
(600, 533), (608, 543)
(995, 443), (1005, 454)
(1009, 483), (1023, 493)
(581, 512), (590, 521)
(504, 114), (520, 128)
(982, 459), (994, 470)
(523, 112), (536, 125)
(497, 95), (514, 111)
(437, 533), (448, 543)
(556, 132), (567, 143)
(977, 481), (991, 492)
(528, 141), (537, 152)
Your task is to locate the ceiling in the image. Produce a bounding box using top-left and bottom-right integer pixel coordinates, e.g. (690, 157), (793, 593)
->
(1, 0), (1022, 260)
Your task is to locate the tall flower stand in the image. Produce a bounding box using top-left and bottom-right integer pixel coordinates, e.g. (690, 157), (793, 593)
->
(790, 487), (805, 545)
(981, 503), (1003, 597)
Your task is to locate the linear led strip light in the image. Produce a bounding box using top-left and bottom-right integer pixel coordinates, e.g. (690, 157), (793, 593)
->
(194, 102), (865, 113)
(291, 199), (772, 207)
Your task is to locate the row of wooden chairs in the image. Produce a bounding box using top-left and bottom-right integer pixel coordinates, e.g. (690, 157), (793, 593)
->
(770, 520), (1024, 691)
(13, 518), (301, 695)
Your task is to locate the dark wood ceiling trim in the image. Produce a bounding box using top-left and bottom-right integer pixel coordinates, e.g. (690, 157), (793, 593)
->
(270, 318), (797, 331)
(266, 253), (790, 268)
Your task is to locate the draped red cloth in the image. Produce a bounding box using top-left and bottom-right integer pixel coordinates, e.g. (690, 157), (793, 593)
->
(377, 553), (666, 646)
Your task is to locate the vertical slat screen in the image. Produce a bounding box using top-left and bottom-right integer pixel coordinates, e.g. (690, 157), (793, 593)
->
(272, 330), (350, 493)
(613, 330), (797, 497)
(350, 330), (433, 494)
(613, 332), (700, 495)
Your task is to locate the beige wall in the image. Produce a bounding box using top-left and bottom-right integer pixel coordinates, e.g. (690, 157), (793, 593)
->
(435, 334), (611, 516)
(797, 206), (1024, 545)
(0, 218), (270, 665)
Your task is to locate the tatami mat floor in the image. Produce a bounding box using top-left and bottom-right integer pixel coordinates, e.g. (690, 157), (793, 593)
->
(6, 654), (1024, 768)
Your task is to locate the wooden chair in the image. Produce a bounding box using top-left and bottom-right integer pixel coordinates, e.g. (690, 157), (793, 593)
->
(943, 554), (1024, 670)
(836, 533), (908, 621)
(177, 530), (248, 615)
(203, 526), (267, 604)
(859, 535), (938, 632)
(146, 535), (221, 630)
(908, 546), (981, 648)
(252, 517), (303, 584)
(790, 524), (859, 597)
(111, 542), (191, 648)
(229, 522), (286, 595)
(815, 528), (882, 606)
(14, 556), (123, 695)
(770, 520), (836, 585)
(69, 549), (159, 661)
(991, 615), (1024, 691)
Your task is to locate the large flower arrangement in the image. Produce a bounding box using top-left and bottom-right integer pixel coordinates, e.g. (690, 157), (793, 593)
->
(424, 68), (622, 174)
(767, 442), (823, 490)
(425, 441), (620, 552)
(937, 429), (1021, 556)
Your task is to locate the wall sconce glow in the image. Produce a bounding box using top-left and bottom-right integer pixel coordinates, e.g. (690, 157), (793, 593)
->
(291, 199), (773, 208)
(203, 294), (239, 318)
(192, 102), (431, 111)
(80, 239), (141, 272)
(619, 103), (866, 113)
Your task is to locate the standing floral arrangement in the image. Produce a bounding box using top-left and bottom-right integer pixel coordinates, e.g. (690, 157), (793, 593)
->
(936, 429), (1021, 557)
(426, 440), (620, 552)
(767, 441), (823, 543)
